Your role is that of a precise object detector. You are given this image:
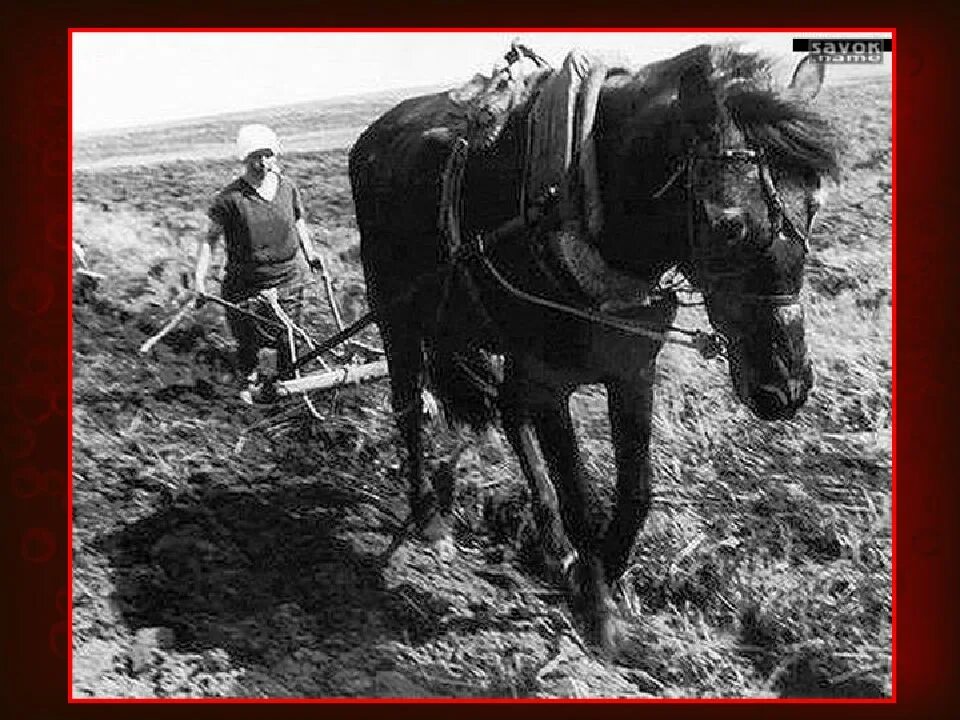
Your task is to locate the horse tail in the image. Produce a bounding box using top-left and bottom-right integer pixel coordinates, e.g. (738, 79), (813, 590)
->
(423, 339), (502, 431)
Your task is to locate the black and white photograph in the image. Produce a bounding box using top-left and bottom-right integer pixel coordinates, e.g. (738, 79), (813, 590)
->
(71, 29), (893, 699)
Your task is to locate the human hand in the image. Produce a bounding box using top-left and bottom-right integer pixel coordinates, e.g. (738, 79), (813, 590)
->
(308, 256), (325, 272)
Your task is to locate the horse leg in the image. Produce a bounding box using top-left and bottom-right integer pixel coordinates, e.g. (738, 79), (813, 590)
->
(499, 386), (578, 587)
(378, 315), (448, 542)
(534, 396), (621, 653)
(601, 377), (655, 585)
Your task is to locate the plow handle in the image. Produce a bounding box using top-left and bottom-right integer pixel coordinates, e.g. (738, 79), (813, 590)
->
(138, 293), (197, 354)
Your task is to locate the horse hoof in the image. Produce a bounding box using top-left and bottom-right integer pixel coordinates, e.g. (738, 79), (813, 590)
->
(418, 509), (453, 544)
(432, 534), (457, 563)
(417, 511), (456, 562)
(597, 612), (627, 657)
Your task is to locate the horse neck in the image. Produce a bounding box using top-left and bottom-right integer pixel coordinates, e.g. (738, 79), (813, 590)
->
(592, 86), (696, 284)
(600, 203), (691, 286)
(594, 149), (692, 283)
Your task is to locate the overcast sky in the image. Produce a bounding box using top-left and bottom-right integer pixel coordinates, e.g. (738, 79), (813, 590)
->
(72, 30), (892, 133)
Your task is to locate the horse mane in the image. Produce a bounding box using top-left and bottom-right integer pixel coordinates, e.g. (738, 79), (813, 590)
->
(725, 88), (842, 184)
(607, 44), (842, 184)
(709, 45), (842, 184)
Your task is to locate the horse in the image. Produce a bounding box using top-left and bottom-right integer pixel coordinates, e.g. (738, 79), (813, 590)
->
(348, 44), (841, 651)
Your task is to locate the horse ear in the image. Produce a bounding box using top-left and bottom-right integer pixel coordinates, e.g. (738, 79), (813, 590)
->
(788, 55), (825, 101)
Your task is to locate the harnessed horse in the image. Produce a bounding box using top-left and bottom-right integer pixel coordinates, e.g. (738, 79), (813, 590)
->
(348, 44), (841, 651)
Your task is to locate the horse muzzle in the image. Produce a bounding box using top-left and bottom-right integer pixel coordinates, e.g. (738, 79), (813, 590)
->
(747, 360), (813, 420)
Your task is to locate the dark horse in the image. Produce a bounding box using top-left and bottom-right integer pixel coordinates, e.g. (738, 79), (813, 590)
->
(349, 45), (841, 650)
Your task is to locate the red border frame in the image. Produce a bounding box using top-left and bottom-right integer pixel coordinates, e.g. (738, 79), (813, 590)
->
(4, 6), (958, 717)
(65, 27), (898, 705)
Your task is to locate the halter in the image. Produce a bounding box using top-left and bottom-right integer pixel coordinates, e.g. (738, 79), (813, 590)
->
(659, 144), (819, 308)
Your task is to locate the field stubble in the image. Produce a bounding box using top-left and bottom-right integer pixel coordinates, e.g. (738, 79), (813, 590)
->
(71, 77), (891, 698)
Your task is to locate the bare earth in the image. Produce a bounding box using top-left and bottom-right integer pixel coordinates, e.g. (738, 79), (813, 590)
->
(71, 74), (892, 699)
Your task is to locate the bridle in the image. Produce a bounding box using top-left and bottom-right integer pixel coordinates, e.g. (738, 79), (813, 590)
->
(653, 144), (821, 309)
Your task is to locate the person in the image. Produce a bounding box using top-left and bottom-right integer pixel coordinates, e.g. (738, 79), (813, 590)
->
(194, 123), (324, 401)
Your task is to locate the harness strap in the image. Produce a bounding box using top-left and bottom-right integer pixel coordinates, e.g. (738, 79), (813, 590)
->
(291, 308), (380, 371)
(675, 148), (806, 307)
(451, 352), (501, 398)
(477, 242), (727, 359)
(475, 247), (699, 348)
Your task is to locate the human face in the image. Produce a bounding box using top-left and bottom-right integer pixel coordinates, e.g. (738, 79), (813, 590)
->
(243, 149), (280, 183)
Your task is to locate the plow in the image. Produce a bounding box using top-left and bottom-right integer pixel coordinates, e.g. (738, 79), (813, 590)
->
(133, 197), (550, 413)
(137, 268), (392, 413)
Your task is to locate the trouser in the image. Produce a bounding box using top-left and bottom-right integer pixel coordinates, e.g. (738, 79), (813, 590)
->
(226, 285), (305, 380)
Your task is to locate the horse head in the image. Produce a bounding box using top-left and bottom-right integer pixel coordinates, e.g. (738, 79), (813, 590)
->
(667, 47), (841, 419)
